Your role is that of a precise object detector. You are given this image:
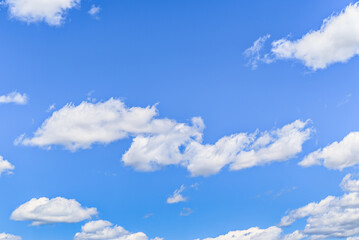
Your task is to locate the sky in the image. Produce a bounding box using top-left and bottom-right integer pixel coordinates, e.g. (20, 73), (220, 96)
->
(2, 0), (359, 239)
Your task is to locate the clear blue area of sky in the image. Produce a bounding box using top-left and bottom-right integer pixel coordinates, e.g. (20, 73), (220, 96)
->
(0, 0), (358, 239)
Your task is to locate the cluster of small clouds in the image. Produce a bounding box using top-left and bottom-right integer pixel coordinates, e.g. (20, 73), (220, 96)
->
(9, 197), (163, 240)
(246, 2), (359, 70)
(0, 92), (23, 239)
(3, 1), (359, 240)
(0, 91), (28, 177)
(198, 174), (359, 240)
(10, 175), (359, 240)
(279, 176), (359, 239)
(18, 98), (312, 177)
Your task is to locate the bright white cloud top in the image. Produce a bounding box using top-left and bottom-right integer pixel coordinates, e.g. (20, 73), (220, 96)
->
(0, 92), (27, 105)
(167, 185), (187, 204)
(74, 220), (160, 240)
(0, 233), (22, 240)
(19, 98), (312, 176)
(10, 197), (97, 225)
(0, 156), (15, 176)
(300, 131), (359, 170)
(4, 0), (80, 25)
(247, 2), (359, 70)
(197, 227), (305, 240)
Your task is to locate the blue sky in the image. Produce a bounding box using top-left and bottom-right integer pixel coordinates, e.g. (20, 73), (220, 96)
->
(1, 0), (359, 239)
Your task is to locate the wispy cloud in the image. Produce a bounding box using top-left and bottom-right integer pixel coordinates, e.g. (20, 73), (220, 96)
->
(88, 5), (100, 18)
(244, 34), (273, 69)
(179, 207), (193, 216)
(167, 185), (187, 204)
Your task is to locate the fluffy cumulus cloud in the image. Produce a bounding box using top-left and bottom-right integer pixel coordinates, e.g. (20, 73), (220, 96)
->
(0, 155), (15, 176)
(10, 197), (97, 225)
(185, 119), (311, 176)
(4, 0), (80, 25)
(280, 174), (359, 239)
(341, 174), (359, 192)
(272, 2), (359, 70)
(19, 98), (312, 176)
(299, 131), (359, 170)
(0, 233), (22, 240)
(74, 220), (161, 240)
(197, 226), (305, 240)
(167, 185), (187, 204)
(19, 98), (164, 151)
(121, 116), (204, 172)
(247, 2), (359, 70)
(0, 91), (27, 105)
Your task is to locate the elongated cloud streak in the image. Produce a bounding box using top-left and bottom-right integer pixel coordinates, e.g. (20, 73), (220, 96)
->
(19, 98), (312, 177)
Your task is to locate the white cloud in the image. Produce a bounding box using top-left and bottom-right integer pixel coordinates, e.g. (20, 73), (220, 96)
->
(271, 2), (359, 70)
(341, 174), (359, 192)
(0, 92), (27, 105)
(0, 233), (22, 240)
(10, 197), (97, 225)
(197, 226), (305, 240)
(167, 185), (187, 204)
(300, 131), (359, 170)
(20, 98), (312, 177)
(4, 0), (80, 25)
(283, 231), (306, 240)
(122, 117), (204, 172)
(244, 34), (273, 69)
(88, 5), (100, 17)
(0, 156), (15, 176)
(74, 220), (161, 240)
(280, 175), (359, 239)
(185, 120), (311, 176)
(199, 175), (359, 240)
(19, 98), (163, 151)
